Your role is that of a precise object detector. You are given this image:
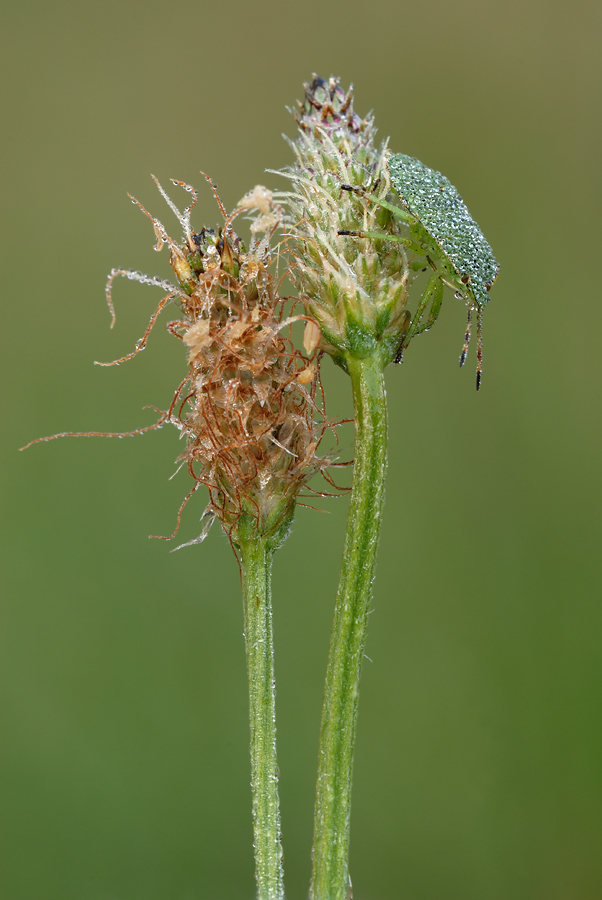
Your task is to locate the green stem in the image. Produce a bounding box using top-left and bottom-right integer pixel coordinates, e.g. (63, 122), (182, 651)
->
(238, 527), (285, 900)
(310, 353), (388, 900)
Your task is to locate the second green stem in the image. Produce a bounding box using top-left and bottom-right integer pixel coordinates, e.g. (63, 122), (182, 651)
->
(311, 353), (389, 900)
(238, 526), (284, 900)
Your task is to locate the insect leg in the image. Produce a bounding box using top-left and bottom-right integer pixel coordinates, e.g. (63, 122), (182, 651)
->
(337, 229), (424, 256)
(409, 278), (444, 338)
(405, 272), (442, 341)
(340, 184), (417, 227)
(394, 273), (442, 363)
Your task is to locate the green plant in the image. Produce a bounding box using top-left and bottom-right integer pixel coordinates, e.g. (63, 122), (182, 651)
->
(279, 74), (498, 900)
(21, 76), (498, 900)
(22, 175), (334, 900)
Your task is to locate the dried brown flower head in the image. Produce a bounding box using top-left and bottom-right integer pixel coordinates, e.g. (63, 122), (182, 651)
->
(24, 175), (336, 550)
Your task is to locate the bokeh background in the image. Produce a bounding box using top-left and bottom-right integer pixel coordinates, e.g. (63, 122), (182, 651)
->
(2, 1), (601, 898)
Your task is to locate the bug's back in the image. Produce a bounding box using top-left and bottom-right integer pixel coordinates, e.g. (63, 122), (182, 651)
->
(387, 153), (499, 308)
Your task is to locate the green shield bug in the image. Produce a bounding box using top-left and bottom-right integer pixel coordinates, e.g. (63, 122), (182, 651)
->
(339, 152), (499, 389)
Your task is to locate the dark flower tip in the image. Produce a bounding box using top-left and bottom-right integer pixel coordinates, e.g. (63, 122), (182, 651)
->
(295, 74), (367, 138)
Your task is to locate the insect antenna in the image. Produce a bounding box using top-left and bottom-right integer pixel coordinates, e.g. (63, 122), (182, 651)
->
(476, 306), (483, 391)
(459, 305), (473, 368)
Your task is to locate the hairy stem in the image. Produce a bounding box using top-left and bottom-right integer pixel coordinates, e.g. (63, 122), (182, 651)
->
(238, 528), (285, 900)
(311, 354), (388, 900)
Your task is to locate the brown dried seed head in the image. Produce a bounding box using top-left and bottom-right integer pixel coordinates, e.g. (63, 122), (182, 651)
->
(133, 177), (336, 540)
(23, 175), (344, 549)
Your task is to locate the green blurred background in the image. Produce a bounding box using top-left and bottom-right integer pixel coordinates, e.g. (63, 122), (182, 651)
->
(2, 0), (601, 897)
